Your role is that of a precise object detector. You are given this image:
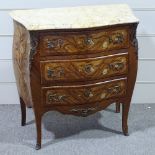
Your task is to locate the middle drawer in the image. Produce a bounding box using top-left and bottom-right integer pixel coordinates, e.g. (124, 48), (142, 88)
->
(40, 53), (128, 84)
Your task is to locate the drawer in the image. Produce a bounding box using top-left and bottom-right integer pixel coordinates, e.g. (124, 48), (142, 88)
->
(42, 78), (127, 106)
(40, 53), (128, 84)
(39, 28), (129, 56)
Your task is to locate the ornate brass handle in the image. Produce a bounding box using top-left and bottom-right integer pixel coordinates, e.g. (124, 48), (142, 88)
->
(109, 62), (124, 71)
(113, 34), (124, 44)
(109, 33), (124, 44)
(84, 37), (94, 45)
(84, 64), (94, 73)
(48, 93), (67, 103)
(108, 85), (121, 94)
(70, 107), (96, 116)
(84, 89), (93, 98)
(47, 67), (64, 78)
(46, 39), (64, 49)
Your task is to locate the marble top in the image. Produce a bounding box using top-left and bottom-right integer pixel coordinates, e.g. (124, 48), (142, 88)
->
(10, 4), (139, 30)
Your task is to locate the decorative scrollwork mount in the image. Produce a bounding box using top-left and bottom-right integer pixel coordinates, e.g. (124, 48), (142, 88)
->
(70, 107), (96, 116)
(130, 24), (139, 60)
(29, 33), (38, 68)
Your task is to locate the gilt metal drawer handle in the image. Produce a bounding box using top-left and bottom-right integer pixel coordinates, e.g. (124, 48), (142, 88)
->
(84, 89), (93, 98)
(70, 107), (96, 116)
(84, 64), (94, 73)
(113, 34), (124, 44)
(109, 62), (124, 71)
(84, 37), (94, 45)
(109, 33), (124, 44)
(47, 67), (64, 78)
(108, 85), (121, 94)
(46, 39), (64, 49)
(48, 93), (67, 103)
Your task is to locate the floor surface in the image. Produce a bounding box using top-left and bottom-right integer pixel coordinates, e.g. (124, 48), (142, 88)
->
(0, 104), (155, 155)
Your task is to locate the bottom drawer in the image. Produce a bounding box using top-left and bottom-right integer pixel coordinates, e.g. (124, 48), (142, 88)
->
(42, 78), (127, 106)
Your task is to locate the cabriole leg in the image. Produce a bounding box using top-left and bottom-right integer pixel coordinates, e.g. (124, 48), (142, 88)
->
(34, 112), (42, 150)
(115, 102), (120, 113)
(20, 97), (26, 126)
(122, 101), (130, 136)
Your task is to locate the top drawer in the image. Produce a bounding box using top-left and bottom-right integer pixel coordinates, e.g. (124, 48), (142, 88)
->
(39, 28), (129, 56)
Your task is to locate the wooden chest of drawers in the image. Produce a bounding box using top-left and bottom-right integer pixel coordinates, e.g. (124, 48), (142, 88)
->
(10, 4), (139, 150)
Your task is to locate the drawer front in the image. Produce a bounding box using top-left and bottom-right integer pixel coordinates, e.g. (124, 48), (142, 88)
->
(42, 78), (127, 106)
(40, 54), (128, 84)
(40, 28), (129, 56)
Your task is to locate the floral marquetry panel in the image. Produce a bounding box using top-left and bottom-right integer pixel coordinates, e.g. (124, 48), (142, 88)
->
(39, 29), (129, 56)
(12, 22), (32, 107)
(40, 54), (128, 84)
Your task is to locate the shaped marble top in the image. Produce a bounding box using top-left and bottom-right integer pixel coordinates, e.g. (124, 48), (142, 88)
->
(10, 4), (139, 30)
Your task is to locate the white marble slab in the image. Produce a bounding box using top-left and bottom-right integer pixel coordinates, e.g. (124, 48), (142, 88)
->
(10, 4), (139, 30)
